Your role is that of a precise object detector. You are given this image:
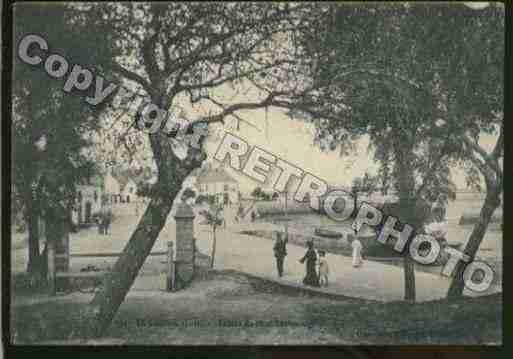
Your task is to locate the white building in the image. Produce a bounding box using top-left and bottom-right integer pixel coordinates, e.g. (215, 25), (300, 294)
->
(74, 175), (103, 224)
(104, 170), (122, 204)
(196, 167), (239, 206)
(73, 165), (156, 225)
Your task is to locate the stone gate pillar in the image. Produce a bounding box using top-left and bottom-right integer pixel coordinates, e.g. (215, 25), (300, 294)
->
(174, 203), (195, 285)
(55, 218), (70, 273)
(45, 212), (70, 291)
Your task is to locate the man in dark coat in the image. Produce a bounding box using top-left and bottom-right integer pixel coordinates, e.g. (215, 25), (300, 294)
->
(97, 214), (105, 235)
(104, 211), (112, 235)
(273, 231), (288, 277)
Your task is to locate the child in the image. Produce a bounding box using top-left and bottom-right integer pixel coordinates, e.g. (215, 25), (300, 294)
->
(318, 250), (329, 287)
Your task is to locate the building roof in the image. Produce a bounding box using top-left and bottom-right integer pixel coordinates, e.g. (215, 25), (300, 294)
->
(196, 167), (238, 185)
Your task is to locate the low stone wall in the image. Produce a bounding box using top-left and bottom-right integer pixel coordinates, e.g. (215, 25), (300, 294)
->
(459, 209), (503, 225)
(253, 201), (317, 217)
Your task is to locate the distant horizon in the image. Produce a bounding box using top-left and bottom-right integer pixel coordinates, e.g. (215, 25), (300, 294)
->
(103, 160), (491, 195)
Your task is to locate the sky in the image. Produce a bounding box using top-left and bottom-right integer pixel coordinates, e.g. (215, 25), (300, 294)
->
(97, 7), (501, 197)
(201, 106), (377, 194)
(199, 104), (499, 195)
(100, 76), (500, 196)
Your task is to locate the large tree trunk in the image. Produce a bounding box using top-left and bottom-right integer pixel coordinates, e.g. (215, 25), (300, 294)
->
(210, 226), (217, 268)
(26, 204), (41, 275)
(87, 194), (177, 336)
(395, 145), (417, 302)
(400, 194), (416, 302)
(446, 181), (501, 298)
(403, 253), (416, 301)
(86, 111), (206, 337)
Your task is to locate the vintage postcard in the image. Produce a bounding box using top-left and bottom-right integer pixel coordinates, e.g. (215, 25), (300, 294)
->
(6, 1), (503, 346)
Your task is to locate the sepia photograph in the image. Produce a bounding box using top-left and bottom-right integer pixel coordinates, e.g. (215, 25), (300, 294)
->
(4, 1), (504, 347)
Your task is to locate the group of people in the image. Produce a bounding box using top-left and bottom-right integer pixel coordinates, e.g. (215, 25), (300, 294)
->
(273, 230), (365, 288)
(96, 211), (113, 235)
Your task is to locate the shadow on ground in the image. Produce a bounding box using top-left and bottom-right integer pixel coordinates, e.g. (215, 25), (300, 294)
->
(10, 269), (501, 345)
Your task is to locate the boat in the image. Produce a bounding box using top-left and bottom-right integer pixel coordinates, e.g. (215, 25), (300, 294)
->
(314, 227), (343, 239)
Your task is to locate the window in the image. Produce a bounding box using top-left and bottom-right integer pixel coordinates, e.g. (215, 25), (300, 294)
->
(94, 191), (98, 203)
(224, 184), (229, 192)
(129, 186), (134, 194)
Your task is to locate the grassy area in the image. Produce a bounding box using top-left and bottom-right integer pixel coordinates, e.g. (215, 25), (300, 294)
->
(10, 270), (501, 345)
(301, 293), (501, 344)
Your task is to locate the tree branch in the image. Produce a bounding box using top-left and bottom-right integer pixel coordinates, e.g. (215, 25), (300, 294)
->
(462, 134), (502, 177)
(110, 62), (152, 94)
(491, 122), (504, 160)
(414, 132), (454, 198)
(142, 5), (165, 86)
(194, 95), (262, 131)
(190, 91), (285, 126)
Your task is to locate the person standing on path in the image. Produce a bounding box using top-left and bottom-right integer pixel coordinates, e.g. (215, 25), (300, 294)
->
(235, 205), (244, 223)
(317, 250), (330, 287)
(350, 221), (364, 267)
(299, 240), (320, 287)
(97, 215), (104, 235)
(273, 231), (287, 277)
(351, 236), (363, 267)
(104, 211), (112, 235)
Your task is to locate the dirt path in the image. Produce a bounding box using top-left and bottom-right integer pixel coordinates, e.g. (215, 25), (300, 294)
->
(194, 223), (500, 302)
(11, 206), (500, 302)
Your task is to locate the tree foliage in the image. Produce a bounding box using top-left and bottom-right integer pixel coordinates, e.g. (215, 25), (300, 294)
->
(63, 3), (322, 335)
(13, 3), (112, 273)
(280, 3), (504, 300)
(251, 187), (272, 201)
(181, 187), (196, 202)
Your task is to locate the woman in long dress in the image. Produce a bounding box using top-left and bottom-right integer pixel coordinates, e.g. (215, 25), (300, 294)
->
(351, 237), (363, 267)
(299, 240), (320, 287)
(350, 221), (364, 267)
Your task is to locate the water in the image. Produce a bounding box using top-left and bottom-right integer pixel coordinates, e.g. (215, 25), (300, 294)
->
(257, 192), (502, 278)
